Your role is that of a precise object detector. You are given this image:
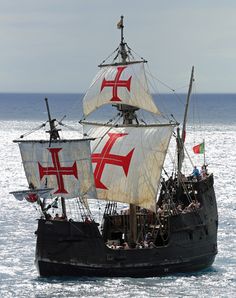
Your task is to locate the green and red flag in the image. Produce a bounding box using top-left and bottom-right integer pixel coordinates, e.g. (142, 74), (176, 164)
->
(193, 142), (205, 154)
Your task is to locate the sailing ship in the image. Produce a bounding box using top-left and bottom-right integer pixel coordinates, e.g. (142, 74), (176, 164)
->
(11, 16), (218, 277)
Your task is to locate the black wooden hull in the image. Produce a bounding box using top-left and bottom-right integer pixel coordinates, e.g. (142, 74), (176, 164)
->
(35, 175), (218, 277)
(37, 254), (216, 277)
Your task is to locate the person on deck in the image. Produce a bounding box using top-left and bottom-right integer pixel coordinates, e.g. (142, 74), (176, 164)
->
(191, 166), (200, 179)
(123, 242), (130, 250)
(201, 164), (208, 178)
(200, 166), (206, 178)
(54, 213), (60, 220)
(85, 217), (91, 223)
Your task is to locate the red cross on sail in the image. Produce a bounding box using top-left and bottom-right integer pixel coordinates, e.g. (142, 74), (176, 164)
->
(17, 140), (96, 200)
(83, 62), (160, 116)
(92, 133), (135, 189)
(100, 66), (131, 102)
(38, 148), (78, 194)
(87, 124), (174, 212)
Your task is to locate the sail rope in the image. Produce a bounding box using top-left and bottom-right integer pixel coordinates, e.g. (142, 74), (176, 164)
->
(183, 142), (194, 168)
(98, 40), (148, 66)
(18, 122), (47, 139)
(99, 47), (119, 65)
(145, 63), (192, 126)
(86, 113), (123, 154)
(17, 116), (69, 140)
(123, 44), (148, 63)
(59, 121), (83, 133)
(146, 66), (175, 92)
(33, 203), (43, 218)
(76, 197), (93, 221)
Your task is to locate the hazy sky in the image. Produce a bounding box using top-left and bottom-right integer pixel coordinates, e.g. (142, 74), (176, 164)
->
(0, 1), (236, 93)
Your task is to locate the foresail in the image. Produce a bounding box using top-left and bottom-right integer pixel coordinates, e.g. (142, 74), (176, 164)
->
(86, 124), (174, 212)
(83, 62), (160, 116)
(17, 139), (96, 200)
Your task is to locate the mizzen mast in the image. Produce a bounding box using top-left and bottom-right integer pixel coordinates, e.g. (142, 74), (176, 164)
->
(177, 66), (194, 176)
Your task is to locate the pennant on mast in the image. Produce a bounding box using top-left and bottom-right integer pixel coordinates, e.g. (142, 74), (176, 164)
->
(117, 19), (123, 29)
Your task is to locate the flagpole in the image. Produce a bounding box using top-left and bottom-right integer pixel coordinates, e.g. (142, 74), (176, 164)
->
(203, 139), (206, 165)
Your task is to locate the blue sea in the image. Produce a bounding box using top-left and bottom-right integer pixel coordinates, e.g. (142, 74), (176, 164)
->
(0, 93), (235, 297)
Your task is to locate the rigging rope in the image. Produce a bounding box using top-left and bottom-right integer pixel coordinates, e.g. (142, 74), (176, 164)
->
(99, 47), (119, 65)
(19, 122), (47, 139)
(59, 121), (83, 132)
(85, 113), (123, 154)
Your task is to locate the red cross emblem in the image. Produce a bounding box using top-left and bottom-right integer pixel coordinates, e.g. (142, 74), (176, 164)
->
(25, 193), (39, 203)
(38, 148), (78, 194)
(100, 66), (132, 102)
(92, 133), (135, 189)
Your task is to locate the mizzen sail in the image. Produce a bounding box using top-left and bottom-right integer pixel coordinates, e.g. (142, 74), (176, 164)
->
(83, 62), (160, 117)
(86, 124), (174, 212)
(16, 139), (96, 200)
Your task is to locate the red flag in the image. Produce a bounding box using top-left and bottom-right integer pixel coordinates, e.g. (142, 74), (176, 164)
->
(193, 142), (205, 154)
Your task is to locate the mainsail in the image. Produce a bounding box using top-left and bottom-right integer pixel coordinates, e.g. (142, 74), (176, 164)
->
(82, 62), (160, 117)
(86, 124), (174, 212)
(16, 139), (96, 200)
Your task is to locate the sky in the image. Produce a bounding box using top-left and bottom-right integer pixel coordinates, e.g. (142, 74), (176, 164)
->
(0, 0), (236, 93)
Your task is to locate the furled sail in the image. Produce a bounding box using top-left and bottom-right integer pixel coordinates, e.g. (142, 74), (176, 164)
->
(85, 124), (174, 212)
(16, 139), (96, 200)
(83, 62), (160, 116)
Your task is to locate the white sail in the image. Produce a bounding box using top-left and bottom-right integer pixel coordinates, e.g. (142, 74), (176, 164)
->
(86, 124), (174, 212)
(83, 62), (160, 116)
(17, 139), (96, 200)
(10, 188), (53, 202)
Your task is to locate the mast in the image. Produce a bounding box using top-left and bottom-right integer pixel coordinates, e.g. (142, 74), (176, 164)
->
(116, 15), (139, 125)
(117, 16), (137, 244)
(118, 15), (128, 63)
(177, 66), (194, 175)
(45, 98), (61, 142)
(45, 98), (67, 217)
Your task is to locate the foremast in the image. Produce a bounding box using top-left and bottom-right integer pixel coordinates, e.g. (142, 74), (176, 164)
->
(44, 98), (67, 217)
(45, 98), (61, 142)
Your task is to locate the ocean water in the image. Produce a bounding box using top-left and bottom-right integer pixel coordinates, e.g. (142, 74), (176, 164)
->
(0, 94), (236, 297)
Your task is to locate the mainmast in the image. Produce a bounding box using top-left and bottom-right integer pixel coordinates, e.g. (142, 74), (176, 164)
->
(118, 15), (128, 63)
(177, 66), (194, 175)
(116, 15), (139, 125)
(116, 16), (138, 245)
